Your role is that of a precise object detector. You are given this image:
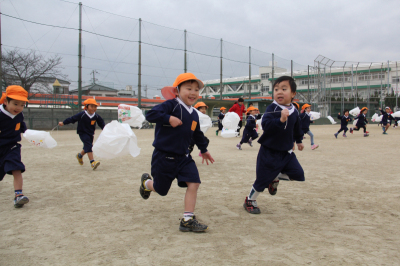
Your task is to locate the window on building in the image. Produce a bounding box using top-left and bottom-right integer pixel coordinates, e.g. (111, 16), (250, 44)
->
(253, 85), (258, 90)
(392, 77), (400, 83)
(261, 73), (269, 79)
(261, 86), (269, 92)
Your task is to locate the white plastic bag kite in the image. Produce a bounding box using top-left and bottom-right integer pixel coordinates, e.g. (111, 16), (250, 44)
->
(391, 111), (400, 118)
(349, 107), (360, 117)
(222, 112), (240, 130)
(23, 129), (57, 149)
(353, 119), (358, 126)
(256, 115), (263, 128)
(327, 116), (337, 124)
(309, 111), (321, 121)
(221, 128), (238, 138)
(194, 109), (212, 133)
(375, 115), (382, 122)
(93, 120), (140, 159)
(371, 113), (379, 122)
(118, 104), (145, 128)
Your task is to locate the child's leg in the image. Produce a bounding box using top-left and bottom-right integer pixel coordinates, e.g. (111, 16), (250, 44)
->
(184, 182), (200, 213)
(307, 131), (314, 145)
(80, 150), (86, 157)
(13, 170), (23, 191)
(87, 152), (94, 161)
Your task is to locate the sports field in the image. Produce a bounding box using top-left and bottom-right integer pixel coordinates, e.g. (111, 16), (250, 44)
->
(1, 124), (400, 265)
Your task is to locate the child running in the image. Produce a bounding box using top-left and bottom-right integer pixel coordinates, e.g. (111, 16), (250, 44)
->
(0, 85), (30, 208)
(350, 107), (369, 137)
(300, 104), (319, 150)
(58, 98), (105, 169)
(216, 107), (226, 136)
(236, 106), (259, 150)
(243, 76), (304, 214)
(139, 73), (214, 232)
(379, 107), (393, 134)
(334, 109), (352, 138)
(190, 102), (210, 156)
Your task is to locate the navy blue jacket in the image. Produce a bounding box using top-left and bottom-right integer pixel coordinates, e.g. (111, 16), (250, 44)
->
(258, 103), (303, 151)
(299, 112), (314, 132)
(63, 111), (105, 136)
(0, 105), (27, 148)
(146, 99), (208, 155)
(338, 115), (352, 127)
(218, 112), (225, 122)
(354, 114), (368, 127)
(380, 110), (393, 123)
(244, 115), (256, 131)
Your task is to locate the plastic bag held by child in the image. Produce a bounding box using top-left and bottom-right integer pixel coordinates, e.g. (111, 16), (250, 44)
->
(391, 111), (400, 118)
(222, 112), (240, 130)
(118, 104), (145, 128)
(327, 116), (337, 124)
(309, 111), (321, 121)
(194, 109), (212, 133)
(93, 120), (141, 159)
(349, 107), (360, 117)
(23, 129), (57, 149)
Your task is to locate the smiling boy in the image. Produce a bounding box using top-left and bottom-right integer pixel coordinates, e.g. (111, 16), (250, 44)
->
(139, 73), (214, 232)
(0, 85), (30, 208)
(243, 76), (305, 214)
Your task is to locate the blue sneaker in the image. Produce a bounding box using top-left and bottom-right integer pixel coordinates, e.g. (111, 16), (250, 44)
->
(334, 133), (338, 138)
(14, 195), (29, 208)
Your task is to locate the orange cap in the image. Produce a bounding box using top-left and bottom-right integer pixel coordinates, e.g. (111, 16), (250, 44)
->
(194, 102), (208, 109)
(293, 102), (299, 109)
(173, 73), (204, 89)
(0, 92), (6, 104)
(246, 106), (258, 113)
(5, 85), (29, 102)
(219, 107), (226, 111)
(360, 107), (368, 112)
(83, 98), (99, 109)
(301, 103), (311, 110)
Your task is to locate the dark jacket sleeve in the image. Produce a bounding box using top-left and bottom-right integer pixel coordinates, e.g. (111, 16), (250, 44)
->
(146, 101), (173, 125)
(261, 111), (286, 132)
(294, 116), (303, 144)
(63, 112), (83, 125)
(337, 115), (343, 120)
(20, 121), (27, 133)
(193, 121), (208, 153)
(97, 115), (106, 129)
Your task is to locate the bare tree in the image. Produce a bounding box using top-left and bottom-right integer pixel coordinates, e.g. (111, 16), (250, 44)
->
(2, 49), (66, 96)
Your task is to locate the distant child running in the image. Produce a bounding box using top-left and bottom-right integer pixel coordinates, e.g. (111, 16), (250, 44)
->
(0, 85), (30, 208)
(229, 98), (246, 137)
(300, 104), (319, 150)
(216, 107), (226, 136)
(243, 76), (304, 214)
(189, 102), (210, 156)
(236, 106), (259, 150)
(139, 73), (214, 232)
(350, 107), (369, 137)
(58, 98), (105, 169)
(379, 107), (393, 134)
(334, 109), (352, 138)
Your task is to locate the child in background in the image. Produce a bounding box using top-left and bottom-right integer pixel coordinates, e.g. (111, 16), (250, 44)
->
(379, 107), (393, 134)
(216, 107), (226, 136)
(0, 85), (30, 208)
(243, 76), (304, 214)
(236, 107), (259, 150)
(139, 73), (214, 232)
(350, 107), (369, 137)
(334, 109), (352, 138)
(190, 102), (210, 156)
(229, 98), (246, 137)
(300, 104), (319, 150)
(58, 98), (105, 170)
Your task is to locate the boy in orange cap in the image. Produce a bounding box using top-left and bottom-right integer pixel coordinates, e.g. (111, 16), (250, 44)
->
(140, 73), (214, 232)
(350, 107), (369, 137)
(58, 98), (105, 169)
(0, 85), (30, 208)
(216, 107), (226, 136)
(236, 106), (259, 150)
(299, 103), (319, 150)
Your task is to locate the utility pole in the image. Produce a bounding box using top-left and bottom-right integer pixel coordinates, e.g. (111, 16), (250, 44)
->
(248, 46), (251, 99)
(90, 70), (99, 84)
(184, 30), (187, 73)
(144, 85), (147, 98)
(78, 2), (82, 110)
(220, 38), (223, 100)
(271, 53), (274, 99)
(138, 18), (142, 108)
(307, 65), (310, 102)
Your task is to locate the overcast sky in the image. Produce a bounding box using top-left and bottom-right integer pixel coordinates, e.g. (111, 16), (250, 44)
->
(2, 0), (399, 96)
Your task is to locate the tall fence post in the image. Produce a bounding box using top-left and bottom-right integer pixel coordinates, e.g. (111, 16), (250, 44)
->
(184, 30), (187, 73)
(78, 2), (82, 110)
(138, 18), (142, 108)
(248, 46), (251, 99)
(220, 38), (223, 100)
(271, 53), (274, 99)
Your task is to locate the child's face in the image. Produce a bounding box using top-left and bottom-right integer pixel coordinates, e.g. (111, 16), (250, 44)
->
(198, 106), (207, 114)
(238, 101), (243, 106)
(305, 107), (311, 113)
(250, 110), (258, 116)
(4, 99), (25, 115)
(222, 109), (226, 114)
(363, 110), (368, 115)
(177, 81), (199, 106)
(344, 111), (349, 116)
(386, 108), (390, 113)
(87, 104), (97, 114)
(274, 80), (295, 106)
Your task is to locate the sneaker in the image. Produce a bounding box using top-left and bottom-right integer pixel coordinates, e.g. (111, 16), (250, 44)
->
(139, 173), (152, 200)
(243, 196), (261, 214)
(366, 131), (369, 134)
(236, 143), (242, 150)
(364, 133), (369, 137)
(14, 195), (29, 208)
(268, 179), (279, 196)
(179, 215), (208, 232)
(350, 128), (353, 134)
(343, 134), (347, 137)
(383, 132), (388, 135)
(311, 144), (319, 150)
(248, 138), (253, 147)
(76, 153), (83, 165)
(334, 133), (338, 139)
(216, 130), (218, 136)
(91, 161), (100, 170)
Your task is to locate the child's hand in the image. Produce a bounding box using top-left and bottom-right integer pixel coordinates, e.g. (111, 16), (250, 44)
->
(58, 122), (64, 126)
(293, 143), (296, 150)
(169, 116), (183, 127)
(280, 109), (289, 123)
(297, 143), (304, 151)
(201, 151), (215, 165)
(379, 107), (382, 110)
(338, 112), (340, 115)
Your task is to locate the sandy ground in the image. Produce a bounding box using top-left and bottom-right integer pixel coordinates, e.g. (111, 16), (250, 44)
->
(1, 123), (400, 265)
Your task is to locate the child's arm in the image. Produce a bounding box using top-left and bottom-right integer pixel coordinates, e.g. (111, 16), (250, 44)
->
(97, 115), (106, 129)
(294, 116), (304, 151)
(337, 113), (342, 120)
(59, 112), (82, 126)
(20, 121), (27, 133)
(146, 101), (181, 127)
(261, 107), (287, 132)
(193, 121), (208, 154)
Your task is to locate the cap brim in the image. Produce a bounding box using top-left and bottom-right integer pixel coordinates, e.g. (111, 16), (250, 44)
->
(161, 86), (177, 100)
(8, 95), (29, 103)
